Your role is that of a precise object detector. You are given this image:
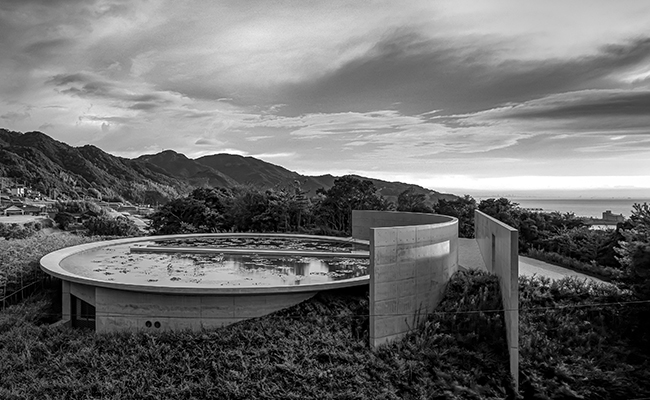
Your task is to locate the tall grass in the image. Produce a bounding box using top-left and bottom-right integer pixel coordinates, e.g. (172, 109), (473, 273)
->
(3, 255), (648, 398)
(0, 233), (102, 304)
(0, 271), (513, 400)
(519, 275), (650, 399)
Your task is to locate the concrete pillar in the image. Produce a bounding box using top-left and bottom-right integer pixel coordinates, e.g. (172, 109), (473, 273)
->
(61, 280), (71, 322)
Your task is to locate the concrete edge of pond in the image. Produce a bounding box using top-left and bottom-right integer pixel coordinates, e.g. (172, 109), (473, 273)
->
(40, 233), (371, 295)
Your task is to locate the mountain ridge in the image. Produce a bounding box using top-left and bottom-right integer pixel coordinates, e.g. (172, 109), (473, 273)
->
(0, 128), (457, 204)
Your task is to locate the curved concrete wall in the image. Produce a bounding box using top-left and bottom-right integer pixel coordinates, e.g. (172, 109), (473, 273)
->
(64, 280), (316, 332)
(352, 210), (454, 241)
(352, 211), (459, 347)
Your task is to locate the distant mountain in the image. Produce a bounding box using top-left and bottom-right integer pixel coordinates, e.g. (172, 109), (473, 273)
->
(136, 150), (236, 188)
(194, 153), (328, 194)
(150, 153), (456, 203)
(195, 154), (457, 203)
(0, 128), (457, 204)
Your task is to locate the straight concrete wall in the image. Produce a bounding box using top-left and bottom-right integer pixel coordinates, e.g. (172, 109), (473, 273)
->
(352, 211), (458, 347)
(474, 210), (519, 389)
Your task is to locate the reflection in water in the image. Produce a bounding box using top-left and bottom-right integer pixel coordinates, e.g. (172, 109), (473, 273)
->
(60, 242), (368, 287)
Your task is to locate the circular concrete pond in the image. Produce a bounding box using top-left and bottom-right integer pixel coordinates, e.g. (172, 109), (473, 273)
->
(40, 233), (370, 332)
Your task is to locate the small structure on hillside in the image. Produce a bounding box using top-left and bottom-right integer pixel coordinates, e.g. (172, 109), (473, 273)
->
(2, 205), (24, 216)
(9, 185), (26, 197)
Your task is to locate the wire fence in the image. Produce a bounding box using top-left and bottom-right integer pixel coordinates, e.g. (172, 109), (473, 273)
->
(2, 282), (648, 320)
(0, 269), (59, 310)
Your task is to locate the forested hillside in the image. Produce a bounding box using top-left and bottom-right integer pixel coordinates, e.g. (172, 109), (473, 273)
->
(0, 129), (192, 204)
(0, 129), (456, 205)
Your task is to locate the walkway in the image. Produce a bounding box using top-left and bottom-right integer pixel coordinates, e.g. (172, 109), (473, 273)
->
(458, 239), (606, 284)
(518, 256), (605, 283)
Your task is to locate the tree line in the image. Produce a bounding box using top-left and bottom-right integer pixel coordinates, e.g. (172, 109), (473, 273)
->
(147, 176), (480, 236)
(149, 176), (391, 236)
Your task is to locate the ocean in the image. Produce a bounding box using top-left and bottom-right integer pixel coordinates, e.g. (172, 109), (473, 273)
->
(502, 198), (650, 218)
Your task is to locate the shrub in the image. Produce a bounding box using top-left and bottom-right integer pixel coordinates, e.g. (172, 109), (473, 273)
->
(53, 212), (75, 230)
(0, 223), (37, 240)
(83, 216), (141, 237)
(38, 218), (54, 229)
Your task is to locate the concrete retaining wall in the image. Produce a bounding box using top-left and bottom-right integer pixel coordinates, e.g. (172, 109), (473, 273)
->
(61, 281), (315, 333)
(474, 210), (519, 389)
(352, 211), (458, 347)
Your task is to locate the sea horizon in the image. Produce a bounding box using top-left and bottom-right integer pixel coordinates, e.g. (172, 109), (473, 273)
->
(475, 197), (650, 218)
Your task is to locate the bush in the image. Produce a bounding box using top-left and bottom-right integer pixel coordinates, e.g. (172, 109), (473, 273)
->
(23, 221), (42, 232)
(53, 212), (75, 230)
(0, 223), (37, 240)
(38, 218), (54, 229)
(83, 216), (141, 237)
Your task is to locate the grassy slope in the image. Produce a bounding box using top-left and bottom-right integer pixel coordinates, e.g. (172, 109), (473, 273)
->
(2, 270), (648, 400)
(519, 276), (650, 399)
(0, 271), (512, 400)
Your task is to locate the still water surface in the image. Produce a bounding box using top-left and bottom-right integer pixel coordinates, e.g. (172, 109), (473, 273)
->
(61, 241), (369, 287)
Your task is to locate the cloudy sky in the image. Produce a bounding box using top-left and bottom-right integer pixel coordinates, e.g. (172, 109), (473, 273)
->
(2, 0), (650, 196)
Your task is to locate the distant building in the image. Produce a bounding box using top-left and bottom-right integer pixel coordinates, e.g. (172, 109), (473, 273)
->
(2, 205), (24, 216)
(521, 207), (544, 213)
(107, 202), (122, 210)
(584, 209), (625, 230)
(602, 210), (624, 223)
(22, 204), (47, 216)
(10, 186), (25, 197)
(136, 207), (154, 216)
(117, 205), (138, 213)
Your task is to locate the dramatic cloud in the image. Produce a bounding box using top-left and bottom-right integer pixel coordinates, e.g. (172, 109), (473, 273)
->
(275, 35), (650, 116)
(1, 0), (650, 194)
(495, 90), (650, 119)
